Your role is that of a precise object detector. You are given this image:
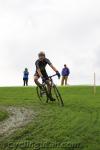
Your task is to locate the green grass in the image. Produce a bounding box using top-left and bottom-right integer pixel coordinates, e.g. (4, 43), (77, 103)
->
(0, 86), (100, 150)
(0, 111), (8, 122)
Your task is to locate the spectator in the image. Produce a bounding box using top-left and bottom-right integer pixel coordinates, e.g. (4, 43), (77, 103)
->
(61, 64), (70, 85)
(23, 68), (29, 86)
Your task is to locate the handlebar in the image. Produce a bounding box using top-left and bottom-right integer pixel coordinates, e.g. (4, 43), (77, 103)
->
(42, 74), (57, 83)
(48, 74), (57, 78)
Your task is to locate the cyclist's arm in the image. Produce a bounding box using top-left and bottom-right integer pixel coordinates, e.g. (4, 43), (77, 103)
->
(50, 64), (58, 72)
(46, 58), (58, 72)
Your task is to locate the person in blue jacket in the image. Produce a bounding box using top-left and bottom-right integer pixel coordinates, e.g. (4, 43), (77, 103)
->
(23, 68), (29, 86)
(61, 64), (70, 85)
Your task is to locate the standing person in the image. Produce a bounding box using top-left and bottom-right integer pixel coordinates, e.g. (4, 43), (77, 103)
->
(34, 51), (60, 101)
(61, 64), (70, 86)
(23, 68), (29, 86)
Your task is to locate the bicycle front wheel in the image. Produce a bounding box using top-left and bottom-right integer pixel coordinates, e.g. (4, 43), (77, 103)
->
(36, 86), (48, 104)
(51, 85), (64, 106)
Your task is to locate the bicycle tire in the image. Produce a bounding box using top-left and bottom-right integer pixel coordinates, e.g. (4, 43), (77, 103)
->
(52, 85), (64, 106)
(36, 86), (48, 103)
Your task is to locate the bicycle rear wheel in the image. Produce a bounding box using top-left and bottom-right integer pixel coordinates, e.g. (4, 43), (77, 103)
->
(51, 85), (64, 106)
(36, 86), (48, 103)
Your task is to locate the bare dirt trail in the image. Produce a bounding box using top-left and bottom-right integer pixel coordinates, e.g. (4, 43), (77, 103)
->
(0, 106), (35, 138)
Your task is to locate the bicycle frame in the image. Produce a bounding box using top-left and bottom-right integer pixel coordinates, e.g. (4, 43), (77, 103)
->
(42, 74), (57, 87)
(37, 74), (64, 106)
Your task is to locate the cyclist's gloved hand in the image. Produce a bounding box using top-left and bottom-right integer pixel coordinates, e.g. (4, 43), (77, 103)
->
(56, 71), (60, 79)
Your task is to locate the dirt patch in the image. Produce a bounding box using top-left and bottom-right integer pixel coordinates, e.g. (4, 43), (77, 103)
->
(0, 106), (35, 138)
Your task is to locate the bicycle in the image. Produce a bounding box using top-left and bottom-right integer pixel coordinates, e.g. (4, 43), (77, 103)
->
(36, 74), (64, 106)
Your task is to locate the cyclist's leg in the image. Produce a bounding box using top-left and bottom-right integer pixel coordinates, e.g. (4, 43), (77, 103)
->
(46, 80), (55, 101)
(34, 75), (41, 87)
(42, 71), (54, 100)
(34, 72), (45, 90)
(45, 80), (51, 94)
(42, 72), (51, 94)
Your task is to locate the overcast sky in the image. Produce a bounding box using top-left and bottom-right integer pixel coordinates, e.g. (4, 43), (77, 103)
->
(0, 0), (100, 86)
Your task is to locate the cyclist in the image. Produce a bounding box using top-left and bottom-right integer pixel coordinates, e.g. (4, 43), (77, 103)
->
(34, 51), (60, 101)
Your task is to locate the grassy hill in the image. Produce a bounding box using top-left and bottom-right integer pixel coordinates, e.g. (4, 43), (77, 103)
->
(0, 86), (100, 150)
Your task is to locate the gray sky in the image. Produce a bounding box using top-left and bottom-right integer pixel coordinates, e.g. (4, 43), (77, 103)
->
(0, 0), (100, 86)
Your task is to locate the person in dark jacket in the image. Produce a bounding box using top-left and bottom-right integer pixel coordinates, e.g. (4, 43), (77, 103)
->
(23, 68), (29, 86)
(61, 64), (70, 85)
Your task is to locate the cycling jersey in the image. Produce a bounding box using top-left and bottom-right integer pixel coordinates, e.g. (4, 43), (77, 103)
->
(34, 58), (52, 77)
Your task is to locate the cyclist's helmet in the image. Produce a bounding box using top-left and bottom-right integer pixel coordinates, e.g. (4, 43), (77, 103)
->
(38, 51), (45, 57)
